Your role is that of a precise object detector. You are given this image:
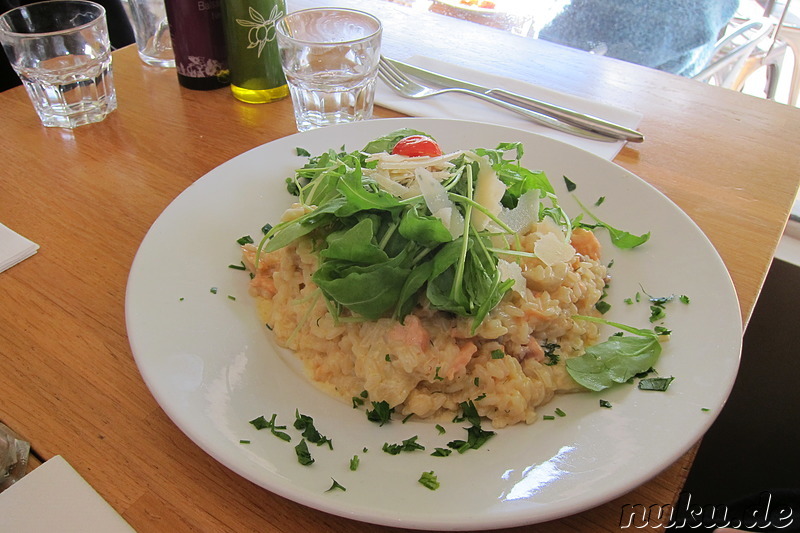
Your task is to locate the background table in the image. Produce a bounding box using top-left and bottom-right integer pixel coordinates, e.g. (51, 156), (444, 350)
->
(1, 0), (799, 531)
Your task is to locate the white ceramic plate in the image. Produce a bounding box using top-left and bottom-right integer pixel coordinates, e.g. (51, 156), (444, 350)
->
(126, 118), (741, 530)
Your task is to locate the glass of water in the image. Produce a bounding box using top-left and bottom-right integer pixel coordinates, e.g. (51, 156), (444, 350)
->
(276, 7), (382, 132)
(0, 0), (117, 129)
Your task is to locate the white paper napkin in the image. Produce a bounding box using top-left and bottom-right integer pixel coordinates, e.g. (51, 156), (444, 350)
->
(0, 223), (38, 273)
(375, 56), (644, 161)
(0, 455), (136, 533)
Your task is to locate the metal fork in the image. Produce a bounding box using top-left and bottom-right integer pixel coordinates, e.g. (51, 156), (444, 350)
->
(377, 58), (616, 143)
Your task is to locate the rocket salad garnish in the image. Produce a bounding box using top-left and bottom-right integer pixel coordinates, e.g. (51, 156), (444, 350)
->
(256, 129), (648, 332)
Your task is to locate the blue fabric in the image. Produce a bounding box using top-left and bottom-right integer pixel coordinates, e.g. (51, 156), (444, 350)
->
(537, 0), (741, 77)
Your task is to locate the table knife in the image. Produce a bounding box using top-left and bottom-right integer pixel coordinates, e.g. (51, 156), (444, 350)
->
(386, 58), (644, 143)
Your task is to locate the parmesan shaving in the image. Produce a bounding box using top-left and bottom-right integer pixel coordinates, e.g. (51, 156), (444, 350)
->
(499, 189), (541, 232)
(416, 167), (464, 239)
(468, 152), (504, 231)
(498, 259), (527, 297)
(533, 232), (575, 266)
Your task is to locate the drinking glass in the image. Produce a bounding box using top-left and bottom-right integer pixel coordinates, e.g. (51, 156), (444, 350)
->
(0, 0), (117, 129)
(276, 7), (382, 131)
(122, 0), (175, 68)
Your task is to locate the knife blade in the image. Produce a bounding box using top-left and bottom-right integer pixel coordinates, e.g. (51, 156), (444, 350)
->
(386, 58), (644, 143)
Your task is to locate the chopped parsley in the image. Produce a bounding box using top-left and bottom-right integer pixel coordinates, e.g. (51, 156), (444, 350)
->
(649, 304), (666, 323)
(638, 376), (675, 391)
(543, 343), (560, 366)
(295, 439), (314, 465)
(249, 415), (270, 430)
(490, 349), (505, 359)
(595, 300), (611, 314)
(382, 436), (425, 455)
(447, 401), (495, 453)
(296, 147), (311, 157)
(679, 294), (691, 304)
(210, 287), (218, 294)
(352, 390), (368, 408)
(599, 399), (612, 408)
(349, 455), (359, 471)
(249, 414), (291, 441)
(261, 223), (273, 235)
(385, 353), (392, 362)
(326, 478), (346, 492)
(431, 448), (452, 457)
(434, 366), (444, 380)
(294, 410), (332, 448)
(564, 175), (577, 192)
(227, 295), (236, 301)
(418, 471), (440, 490)
(595, 196), (606, 206)
(366, 400), (394, 426)
(236, 235), (254, 245)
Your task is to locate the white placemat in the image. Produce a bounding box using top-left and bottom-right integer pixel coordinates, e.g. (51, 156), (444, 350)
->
(0, 223), (38, 273)
(375, 56), (643, 161)
(0, 455), (135, 532)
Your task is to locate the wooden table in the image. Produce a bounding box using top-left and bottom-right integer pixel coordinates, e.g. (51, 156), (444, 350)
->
(1, 0), (799, 531)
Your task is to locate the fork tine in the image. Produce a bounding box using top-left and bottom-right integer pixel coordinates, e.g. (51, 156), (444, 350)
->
(378, 61), (406, 90)
(379, 57), (407, 80)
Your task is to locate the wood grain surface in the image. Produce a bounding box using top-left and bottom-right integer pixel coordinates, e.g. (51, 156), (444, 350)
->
(1, 1), (799, 531)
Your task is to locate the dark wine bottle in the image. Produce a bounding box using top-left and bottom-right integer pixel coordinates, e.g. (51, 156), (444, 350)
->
(163, 0), (230, 90)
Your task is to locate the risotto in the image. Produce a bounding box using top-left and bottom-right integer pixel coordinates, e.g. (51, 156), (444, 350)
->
(243, 130), (611, 428)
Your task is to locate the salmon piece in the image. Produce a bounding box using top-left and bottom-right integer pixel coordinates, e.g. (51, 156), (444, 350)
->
(570, 228), (602, 260)
(387, 315), (430, 352)
(446, 341), (477, 379)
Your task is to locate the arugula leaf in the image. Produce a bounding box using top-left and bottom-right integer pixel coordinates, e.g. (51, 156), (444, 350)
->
(573, 196), (650, 249)
(313, 259), (411, 320)
(320, 218), (389, 264)
(566, 316), (663, 391)
(397, 204), (453, 247)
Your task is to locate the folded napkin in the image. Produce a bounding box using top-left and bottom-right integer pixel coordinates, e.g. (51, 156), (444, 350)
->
(0, 455), (135, 532)
(374, 56), (643, 161)
(0, 223), (38, 273)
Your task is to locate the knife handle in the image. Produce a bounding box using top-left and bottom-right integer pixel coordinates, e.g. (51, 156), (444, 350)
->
(450, 88), (618, 143)
(487, 89), (644, 143)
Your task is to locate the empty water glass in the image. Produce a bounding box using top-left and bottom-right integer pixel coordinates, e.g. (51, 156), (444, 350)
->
(276, 7), (382, 131)
(122, 0), (175, 68)
(0, 0), (117, 128)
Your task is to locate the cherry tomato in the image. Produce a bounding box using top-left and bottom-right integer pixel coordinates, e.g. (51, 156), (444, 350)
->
(391, 135), (443, 157)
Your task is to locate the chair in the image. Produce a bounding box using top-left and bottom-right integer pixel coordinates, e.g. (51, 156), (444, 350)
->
(692, 17), (783, 97)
